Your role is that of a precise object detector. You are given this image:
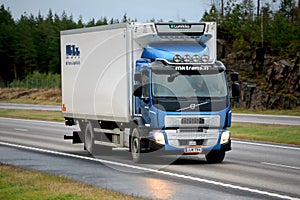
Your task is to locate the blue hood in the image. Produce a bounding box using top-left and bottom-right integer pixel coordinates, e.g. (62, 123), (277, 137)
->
(141, 43), (209, 61)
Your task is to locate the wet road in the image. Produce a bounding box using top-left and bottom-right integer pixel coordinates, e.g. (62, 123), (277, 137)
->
(0, 103), (299, 125)
(0, 117), (299, 199)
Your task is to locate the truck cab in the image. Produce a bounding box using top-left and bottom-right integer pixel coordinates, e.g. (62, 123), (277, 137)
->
(131, 23), (232, 163)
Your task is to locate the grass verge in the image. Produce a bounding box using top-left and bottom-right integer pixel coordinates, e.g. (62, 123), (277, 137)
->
(0, 109), (64, 122)
(0, 88), (61, 105)
(0, 163), (140, 200)
(229, 122), (300, 146)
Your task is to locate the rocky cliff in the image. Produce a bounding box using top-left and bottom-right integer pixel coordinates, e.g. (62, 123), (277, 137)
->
(220, 40), (300, 110)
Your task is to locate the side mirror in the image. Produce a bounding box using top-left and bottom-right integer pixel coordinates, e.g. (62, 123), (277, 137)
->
(230, 72), (239, 82)
(133, 84), (142, 97)
(232, 82), (241, 98)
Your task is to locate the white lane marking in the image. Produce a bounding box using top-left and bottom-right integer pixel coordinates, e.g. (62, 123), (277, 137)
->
(0, 142), (298, 200)
(261, 162), (300, 170)
(233, 140), (300, 151)
(14, 128), (28, 132)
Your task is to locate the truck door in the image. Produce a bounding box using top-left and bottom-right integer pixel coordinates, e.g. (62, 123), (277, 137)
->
(140, 70), (151, 124)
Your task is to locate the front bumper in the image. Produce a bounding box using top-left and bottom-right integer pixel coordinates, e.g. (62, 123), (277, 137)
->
(147, 130), (231, 155)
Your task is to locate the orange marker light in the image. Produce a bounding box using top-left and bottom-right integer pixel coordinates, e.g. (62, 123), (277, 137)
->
(62, 104), (66, 112)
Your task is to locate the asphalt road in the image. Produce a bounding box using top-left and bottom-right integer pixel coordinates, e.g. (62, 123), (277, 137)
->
(232, 113), (300, 126)
(0, 117), (299, 199)
(0, 103), (299, 125)
(0, 103), (61, 111)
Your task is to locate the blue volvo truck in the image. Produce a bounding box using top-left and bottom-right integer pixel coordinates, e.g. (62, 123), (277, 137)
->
(61, 22), (239, 163)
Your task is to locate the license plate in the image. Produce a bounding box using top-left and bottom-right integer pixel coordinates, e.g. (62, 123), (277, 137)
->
(184, 146), (202, 154)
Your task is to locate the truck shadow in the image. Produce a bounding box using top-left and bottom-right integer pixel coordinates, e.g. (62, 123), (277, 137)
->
(87, 145), (230, 166)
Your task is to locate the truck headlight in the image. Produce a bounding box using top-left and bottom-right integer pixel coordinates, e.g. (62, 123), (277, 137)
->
(220, 131), (231, 144)
(154, 132), (165, 145)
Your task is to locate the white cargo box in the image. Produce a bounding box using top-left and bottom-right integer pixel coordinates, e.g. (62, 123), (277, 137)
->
(61, 24), (136, 122)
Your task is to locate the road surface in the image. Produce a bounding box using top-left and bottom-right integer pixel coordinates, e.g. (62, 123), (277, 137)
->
(0, 103), (299, 125)
(232, 113), (300, 126)
(0, 117), (299, 199)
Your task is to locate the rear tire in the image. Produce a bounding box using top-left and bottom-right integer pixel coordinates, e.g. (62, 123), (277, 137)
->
(84, 121), (95, 155)
(205, 150), (225, 163)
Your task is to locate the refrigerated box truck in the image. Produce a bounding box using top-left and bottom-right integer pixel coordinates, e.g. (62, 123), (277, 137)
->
(61, 22), (239, 163)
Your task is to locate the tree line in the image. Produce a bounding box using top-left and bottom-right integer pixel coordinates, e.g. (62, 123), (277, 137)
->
(0, 1), (299, 86)
(202, 0), (300, 61)
(0, 5), (134, 86)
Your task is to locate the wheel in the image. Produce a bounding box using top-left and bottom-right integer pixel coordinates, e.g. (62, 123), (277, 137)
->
(131, 128), (143, 163)
(84, 121), (95, 154)
(205, 150), (225, 163)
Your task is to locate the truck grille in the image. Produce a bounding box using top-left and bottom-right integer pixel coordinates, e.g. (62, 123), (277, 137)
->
(181, 118), (204, 125)
(164, 115), (220, 128)
(179, 139), (204, 146)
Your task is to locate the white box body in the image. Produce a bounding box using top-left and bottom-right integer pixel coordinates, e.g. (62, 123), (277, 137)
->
(61, 23), (142, 122)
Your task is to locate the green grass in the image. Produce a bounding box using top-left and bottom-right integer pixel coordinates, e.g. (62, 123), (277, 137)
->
(0, 109), (64, 122)
(0, 163), (140, 200)
(229, 122), (300, 146)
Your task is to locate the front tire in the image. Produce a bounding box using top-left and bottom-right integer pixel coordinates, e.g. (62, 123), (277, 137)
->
(131, 128), (143, 163)
(205, 150), (225, 163)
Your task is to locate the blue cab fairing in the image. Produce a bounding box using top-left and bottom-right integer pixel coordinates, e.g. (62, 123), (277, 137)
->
(141, 43), (209, 62)
(134, 44), (231, 153)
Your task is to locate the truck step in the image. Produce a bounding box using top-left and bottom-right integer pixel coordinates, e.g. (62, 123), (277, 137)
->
(112, 147), (129, 151)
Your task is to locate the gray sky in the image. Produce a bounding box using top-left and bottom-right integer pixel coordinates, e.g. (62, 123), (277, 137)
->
(0, 0), (213, 22)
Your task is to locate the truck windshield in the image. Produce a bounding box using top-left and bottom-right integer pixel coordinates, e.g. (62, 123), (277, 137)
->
(152, 68), (228, 99)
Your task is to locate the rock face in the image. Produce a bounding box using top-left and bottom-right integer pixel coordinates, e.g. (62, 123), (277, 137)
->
(262, 59), (300, 109)
(217, 38), (300, 110)
(267, 60), (300, 98)
(226, 55), (300, 110)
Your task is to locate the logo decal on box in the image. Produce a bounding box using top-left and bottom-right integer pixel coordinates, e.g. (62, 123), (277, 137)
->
(65, 44), (80, 66)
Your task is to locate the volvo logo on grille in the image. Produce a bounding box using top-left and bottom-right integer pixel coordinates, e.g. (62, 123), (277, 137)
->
(190, 104), (196, 110)
(181, 118), (205, 124)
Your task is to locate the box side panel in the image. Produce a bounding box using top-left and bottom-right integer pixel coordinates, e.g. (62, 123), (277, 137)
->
(61, 26), (130, 122)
